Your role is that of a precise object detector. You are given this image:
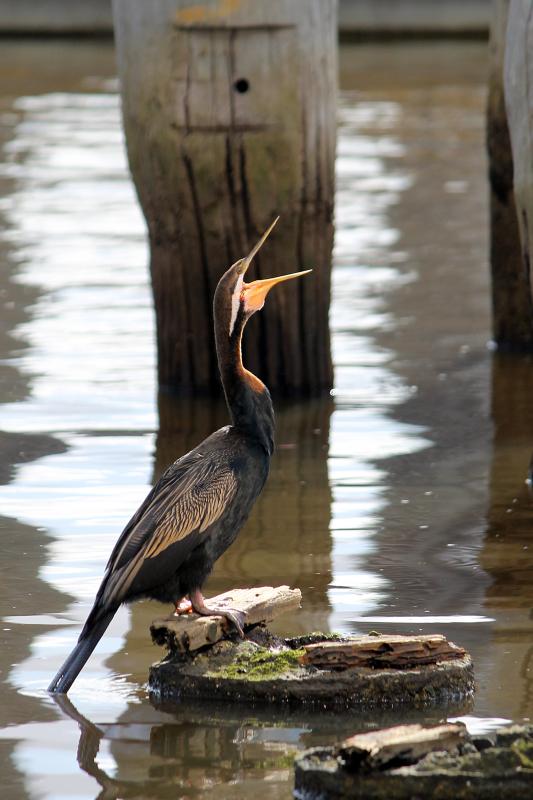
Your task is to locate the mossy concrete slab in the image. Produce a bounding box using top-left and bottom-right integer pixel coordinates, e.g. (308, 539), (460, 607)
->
(149, 628), (474, 709)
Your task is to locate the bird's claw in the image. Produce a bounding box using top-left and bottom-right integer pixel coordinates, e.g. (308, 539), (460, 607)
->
(188, 590), (247, 637)
(195, 604), (247, 638)
(218, 607), (247, 638)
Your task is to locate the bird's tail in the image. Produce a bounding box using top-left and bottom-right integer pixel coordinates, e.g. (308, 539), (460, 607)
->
(47, 609), (115, 694)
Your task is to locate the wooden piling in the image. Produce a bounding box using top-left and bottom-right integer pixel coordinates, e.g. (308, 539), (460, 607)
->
(487, 0), (533, 350)
(503, 1), (533, 347)
(112, 0), (337, 395)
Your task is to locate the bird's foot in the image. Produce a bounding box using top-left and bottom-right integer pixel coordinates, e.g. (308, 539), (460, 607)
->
(189, 589), (247, 638)
(173, 598), (193, 616)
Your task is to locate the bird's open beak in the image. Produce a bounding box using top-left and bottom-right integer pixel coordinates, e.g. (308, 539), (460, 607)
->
(238, 218), (312, 314)
(237, 217), (280, 276)
(242, 270), (312, 314)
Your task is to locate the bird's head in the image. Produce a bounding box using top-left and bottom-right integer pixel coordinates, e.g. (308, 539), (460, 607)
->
(214, 218), (311, 342)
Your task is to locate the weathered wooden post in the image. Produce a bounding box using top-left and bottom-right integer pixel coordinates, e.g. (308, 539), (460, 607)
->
(487, 0), (532, 349)
(505, 0), (533, 309)
(112, 0), (336, 395)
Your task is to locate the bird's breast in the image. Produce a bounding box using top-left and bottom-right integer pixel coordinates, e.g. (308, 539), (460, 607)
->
(202, 439), (269, 561)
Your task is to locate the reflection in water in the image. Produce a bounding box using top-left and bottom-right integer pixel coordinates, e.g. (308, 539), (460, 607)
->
(52, 694), (301, 799)
(480, 354), (533, 719)
(331, 93), (430, 630)
(344, 47), (495, 661)
(44, 691), (472, 800)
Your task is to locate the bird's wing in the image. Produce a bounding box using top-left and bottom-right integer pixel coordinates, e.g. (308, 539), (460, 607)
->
(105, 451), (205, 571)
(96, 452), (237, 609)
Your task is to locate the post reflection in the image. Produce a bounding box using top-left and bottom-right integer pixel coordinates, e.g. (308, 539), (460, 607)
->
(219, 397), (333, 634)
(51, 688), (471, 799)
(480, 353), (533, 718)
(51, 693), (310, 798)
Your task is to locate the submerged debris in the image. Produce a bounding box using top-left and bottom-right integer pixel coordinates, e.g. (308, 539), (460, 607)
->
(294, 722), (533, 799)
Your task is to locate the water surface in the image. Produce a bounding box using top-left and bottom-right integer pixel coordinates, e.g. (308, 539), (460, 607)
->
(1, 38), (530, 799)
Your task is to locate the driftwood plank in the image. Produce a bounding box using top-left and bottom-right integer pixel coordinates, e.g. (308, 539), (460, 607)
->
(301, 634), (465, 670)
(151, 585), (301, 654)
(339, 722), (468, 770)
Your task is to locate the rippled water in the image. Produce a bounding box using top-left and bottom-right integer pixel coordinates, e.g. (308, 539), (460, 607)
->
(2, 38), (532, 799)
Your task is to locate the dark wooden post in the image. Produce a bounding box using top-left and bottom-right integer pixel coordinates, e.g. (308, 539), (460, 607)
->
(487, 0), (533, 349)
(504, 0), (533, 338)
(112, 0), (336, 395)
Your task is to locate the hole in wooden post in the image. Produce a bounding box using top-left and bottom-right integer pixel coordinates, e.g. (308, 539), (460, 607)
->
(234, 78), (250, 94)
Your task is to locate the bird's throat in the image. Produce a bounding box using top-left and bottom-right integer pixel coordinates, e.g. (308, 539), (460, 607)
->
(216, 324), (274, 454)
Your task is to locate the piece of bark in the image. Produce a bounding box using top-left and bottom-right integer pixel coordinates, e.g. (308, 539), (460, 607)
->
(151, 585), (301, 654)
(339, 722), (468, 771)
(301, 634), (465, 670)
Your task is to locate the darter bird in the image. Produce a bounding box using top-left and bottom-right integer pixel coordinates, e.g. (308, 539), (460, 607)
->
(48, 218), (310, 693)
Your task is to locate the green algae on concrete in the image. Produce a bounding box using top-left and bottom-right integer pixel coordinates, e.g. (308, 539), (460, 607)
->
(206, 643), (307, 682)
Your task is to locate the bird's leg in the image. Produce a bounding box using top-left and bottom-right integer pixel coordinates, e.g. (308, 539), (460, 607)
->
(173, 598), (193, 615)
(189, 589), (247, 637)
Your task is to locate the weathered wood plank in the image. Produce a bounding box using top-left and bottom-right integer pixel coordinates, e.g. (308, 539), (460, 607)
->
(301, 634), (466, 669)
(339, 722), (467, 770)
(151, 585), (301, 653)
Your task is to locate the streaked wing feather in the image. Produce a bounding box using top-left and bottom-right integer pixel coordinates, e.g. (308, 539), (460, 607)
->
(107, 451), (205, 571)
(99, 454), (237, 607)
(144, 468), (236, 558)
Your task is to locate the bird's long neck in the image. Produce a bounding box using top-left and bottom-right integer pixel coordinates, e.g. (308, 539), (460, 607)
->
(215, 323), (275, 456)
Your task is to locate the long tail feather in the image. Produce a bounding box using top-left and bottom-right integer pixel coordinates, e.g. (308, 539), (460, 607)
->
(48, 610), (115, 694)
